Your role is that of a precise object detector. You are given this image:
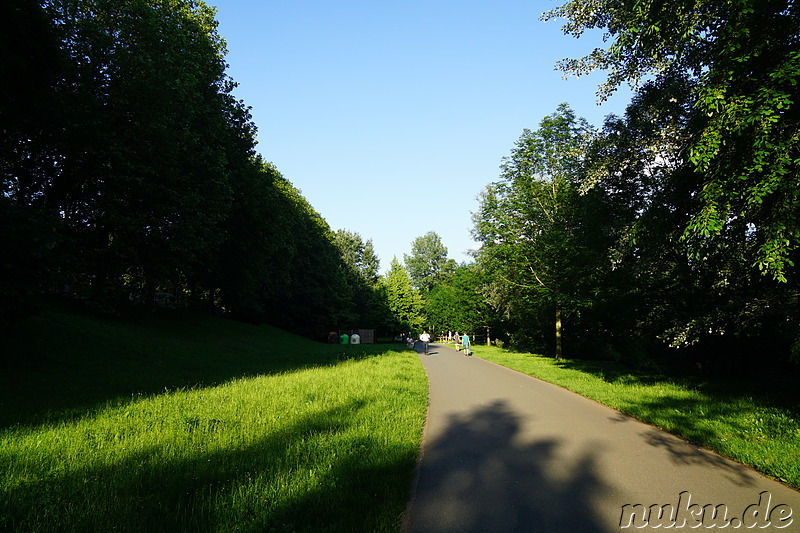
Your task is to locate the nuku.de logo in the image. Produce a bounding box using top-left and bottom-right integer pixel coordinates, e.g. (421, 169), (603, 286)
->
(619, 491), (793, 529)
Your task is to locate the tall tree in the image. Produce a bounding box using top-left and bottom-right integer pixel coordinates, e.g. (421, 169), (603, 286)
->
(473, 104), (597, 358)
(546, 0), (800, 364)
(1, 0), (67, 321)
(544, 0), (800, 282)
(404, 231), (457, 294)
(5, 0), (247, 303)
(332, 229), (386, 328)
(333, 229), (380, 284)
(380, 258), (425, 335)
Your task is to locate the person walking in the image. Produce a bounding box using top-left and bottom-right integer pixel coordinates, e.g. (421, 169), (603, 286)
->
(453, 331), (461, 351)
(420, 330), (431, 355)
(461, 332), (471, 356)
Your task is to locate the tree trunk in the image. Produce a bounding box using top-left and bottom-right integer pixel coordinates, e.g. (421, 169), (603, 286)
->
(555, 305), (562, 360)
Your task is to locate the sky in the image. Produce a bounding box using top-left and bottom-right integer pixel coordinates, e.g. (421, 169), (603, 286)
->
(210, 1), (633, 273)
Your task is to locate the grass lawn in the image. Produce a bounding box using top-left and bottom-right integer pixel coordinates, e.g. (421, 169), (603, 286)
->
(467, 344), (800, 491)
(0, 301), (428, 532)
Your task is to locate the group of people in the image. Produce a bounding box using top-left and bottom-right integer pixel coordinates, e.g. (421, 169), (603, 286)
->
(418, 330), (470, 356)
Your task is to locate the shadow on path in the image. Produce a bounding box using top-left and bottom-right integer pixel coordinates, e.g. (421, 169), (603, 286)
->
(407, 399), (610, 532)
(406, 344), (800, 532)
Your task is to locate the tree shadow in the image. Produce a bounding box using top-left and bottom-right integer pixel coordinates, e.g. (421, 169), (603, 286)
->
(406, 400), (611, 532)
(639, 429), (757, 487)
(553, 357), (800, 416)
(553, 358), (668, 387)
(3, 400), (416, 532)
(608, 407), (760, 488)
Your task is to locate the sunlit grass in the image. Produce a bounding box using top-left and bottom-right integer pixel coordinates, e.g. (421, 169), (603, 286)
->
(0, 304), (427, 532)
(474, 345), (800, 490)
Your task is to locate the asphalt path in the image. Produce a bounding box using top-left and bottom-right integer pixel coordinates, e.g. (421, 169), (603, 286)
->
(403, 343), (800, 532)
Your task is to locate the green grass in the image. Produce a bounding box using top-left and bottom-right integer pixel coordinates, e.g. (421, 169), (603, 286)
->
(471, 344), (800, 490)
(0, 302), (428, 532)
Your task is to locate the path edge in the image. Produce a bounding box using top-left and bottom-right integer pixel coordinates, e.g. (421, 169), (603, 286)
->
(400, 342), (433, 532)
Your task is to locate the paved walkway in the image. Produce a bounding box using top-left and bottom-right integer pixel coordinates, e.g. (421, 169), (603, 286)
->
(403, 343), (800, 532)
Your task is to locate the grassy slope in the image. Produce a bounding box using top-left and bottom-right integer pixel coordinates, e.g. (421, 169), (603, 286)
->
(0, 301), (428, 532)
(472, 344), (800, 490)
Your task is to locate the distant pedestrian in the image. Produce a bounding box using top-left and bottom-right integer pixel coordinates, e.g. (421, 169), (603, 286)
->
(420, 331), (431, 355)
(454, 332), (461, 351)
(461, 333), (471, 356)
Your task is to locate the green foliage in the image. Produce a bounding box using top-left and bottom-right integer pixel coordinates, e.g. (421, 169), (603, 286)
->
(527, 0), (800, 365)
(2, 0), (370, 338)
(473, 104), (601, 357)
(211, 160), (352, 335)
(331, 229), (388, 330)
(38, 0), (237, 295)
(334, 229), (380, 284)
(380, 258), (425, 334)
(424, 263), (498, 337)
(403, 231), (457, 294)
(545, 0), (800, 281)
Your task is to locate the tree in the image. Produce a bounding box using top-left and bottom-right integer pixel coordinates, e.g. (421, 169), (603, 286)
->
(404, 231), (457, 294)
(586, 83), (798, 366)
(333, 229), (380, 284)
(0, 0), (262, 308)
(3, 0), (397, 343)
(473, 104), (598, 358)
(380, 258), (425, 334)
(545, 0), (800, 365)
(332, 229), (386, 328)
(60, 0), (235, 290)
(425, 263), (498, 341)
(544, 0), (800, 282)
(578, 76), (699, 360)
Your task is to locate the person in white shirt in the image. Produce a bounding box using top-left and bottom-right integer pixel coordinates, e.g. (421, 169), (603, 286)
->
(420, 331), (431, 355)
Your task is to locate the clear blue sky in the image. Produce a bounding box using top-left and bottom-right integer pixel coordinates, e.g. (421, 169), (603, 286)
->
(211, 1), (631, 273)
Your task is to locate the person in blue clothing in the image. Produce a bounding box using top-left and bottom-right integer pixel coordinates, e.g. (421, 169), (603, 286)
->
(461, 333), (471, 356)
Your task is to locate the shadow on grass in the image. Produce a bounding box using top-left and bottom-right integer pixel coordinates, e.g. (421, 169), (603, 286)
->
(406, 400), (611, 532)
(0, 302), (400, 430)
(552, 357), (671, 387)
(552, 356), (800, 416)
(3, 400), (417, 532)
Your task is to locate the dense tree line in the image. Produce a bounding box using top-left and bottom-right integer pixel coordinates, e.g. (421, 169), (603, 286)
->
(6, 0), (798, 367)
(1, 0), (386, 338)
(465, 0), (800, 372)
(407, 1), (799, 375)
